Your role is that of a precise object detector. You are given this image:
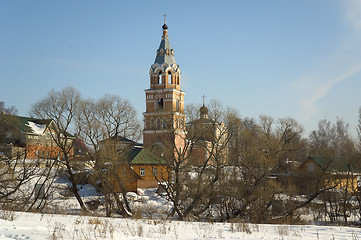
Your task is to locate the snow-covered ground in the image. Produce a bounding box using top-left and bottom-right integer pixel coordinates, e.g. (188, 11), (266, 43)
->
(0, 210), (360, 240)
(2, 173), (361, 239)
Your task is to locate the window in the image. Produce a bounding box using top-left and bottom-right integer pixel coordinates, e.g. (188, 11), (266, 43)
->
(156, 118), (161, 129)
(158, 98), (164, 109)
(180, 119), (184, 128)
(168, 71), (172, 84)
(162, 118), (167, 128)
(150, 118), (155, 129)
(157, 71), (162, 84)
(176, 100), (180, 111)
(140, 168), (145, 176)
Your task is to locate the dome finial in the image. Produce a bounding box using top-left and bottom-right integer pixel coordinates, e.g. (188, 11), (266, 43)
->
(162, 14), (168, 38)
(162, 14), (168, 30)
(200, 95), (209, 119)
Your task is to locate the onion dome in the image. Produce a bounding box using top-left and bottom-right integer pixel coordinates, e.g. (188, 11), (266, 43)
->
(200, 104), (209, 119)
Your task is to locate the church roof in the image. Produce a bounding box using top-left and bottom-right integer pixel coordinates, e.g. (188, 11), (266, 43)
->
(151, 23), (180, 73)
(154, 37), (176, 66)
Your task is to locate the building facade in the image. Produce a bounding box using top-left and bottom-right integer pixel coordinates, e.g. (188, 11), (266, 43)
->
(0, 114), (73, 162)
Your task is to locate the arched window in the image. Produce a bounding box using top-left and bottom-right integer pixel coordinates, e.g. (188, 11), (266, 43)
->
(174, 118), (180, 129)
(157, 71), (162, 84)
(180, 119), (184, 128)
(156, 98), (164, 110)
(176, 100), (180, 111)
(168, 71), (172, 84)
(150, 118), (155, 129)
(156, 118), (161, 129)
(162, 118), (167, 128)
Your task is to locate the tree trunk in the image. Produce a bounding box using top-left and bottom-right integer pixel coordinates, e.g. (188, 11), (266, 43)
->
(65, 161), (88, 212)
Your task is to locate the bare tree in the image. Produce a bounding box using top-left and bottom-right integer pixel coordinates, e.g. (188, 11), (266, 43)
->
(31, 87), (88, 212)
(307, 118), (358, 224)
(224, 115), (305, 223)
(0, 151), (38, 209)
(154, 101), (232, 221)
(77, 95), (141, 217)
(0, 101), (17, 115)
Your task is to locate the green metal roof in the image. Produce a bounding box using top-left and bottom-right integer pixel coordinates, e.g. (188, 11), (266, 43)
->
(0, 114), (74, 137)
(308, 155), (359, 173)
(129, 148), (167, 165)
(0, 114), (52, 134)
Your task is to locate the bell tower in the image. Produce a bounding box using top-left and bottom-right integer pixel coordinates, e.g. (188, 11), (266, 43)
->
(143, 20), (186, 153)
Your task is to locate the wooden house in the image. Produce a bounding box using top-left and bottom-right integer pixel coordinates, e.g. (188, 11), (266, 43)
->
(108, 163), (142, 192)
(128, 147), (169, 188)
(100, 136), (170, 189)
(0, 113), (73, 163)
(296, 155), (360, 194)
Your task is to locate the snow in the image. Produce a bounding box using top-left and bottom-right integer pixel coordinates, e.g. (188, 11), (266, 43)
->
(0, 211), (360, 240)
(2, 173), (361, 239)
(26, 121), (46, 134)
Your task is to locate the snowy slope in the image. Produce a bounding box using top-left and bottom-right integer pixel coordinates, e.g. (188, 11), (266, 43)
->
(0, 211), (360, 240)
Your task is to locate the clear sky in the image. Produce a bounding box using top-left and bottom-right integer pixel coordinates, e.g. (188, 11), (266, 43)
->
(1, 0), (361, 138)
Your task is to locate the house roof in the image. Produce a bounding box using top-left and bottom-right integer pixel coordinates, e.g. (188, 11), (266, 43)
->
(114, 162), (143, 180)
(0, 114), (73, 137)
(129, 148), (167, 165)
(0, 114), (52, 134)
(101, 135), (143, 147)
(307, 155), (359, 173)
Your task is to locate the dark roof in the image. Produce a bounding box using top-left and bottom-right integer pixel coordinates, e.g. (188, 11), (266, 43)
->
(101, 136), (143, 147)
(0, 114), (52, 134)
(129, 148), (167, 165)
(308, 155), (359, 173)
(154, 26), (177, 66)
(0, 114), (74, 137)
(200, 105), (209, 115)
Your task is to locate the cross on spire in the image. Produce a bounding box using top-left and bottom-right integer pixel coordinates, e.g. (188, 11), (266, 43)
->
(202, 94), (206, 106)
(163, 14), (167, 24)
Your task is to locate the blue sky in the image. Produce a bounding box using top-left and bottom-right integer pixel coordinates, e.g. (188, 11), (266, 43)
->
(1, 0), (361, 138)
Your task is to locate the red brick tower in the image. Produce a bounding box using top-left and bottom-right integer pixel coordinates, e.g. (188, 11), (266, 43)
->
(143, 20), (186, 156)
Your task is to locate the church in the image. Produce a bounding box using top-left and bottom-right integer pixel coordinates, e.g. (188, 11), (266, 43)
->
(128, 19), (227, 188)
